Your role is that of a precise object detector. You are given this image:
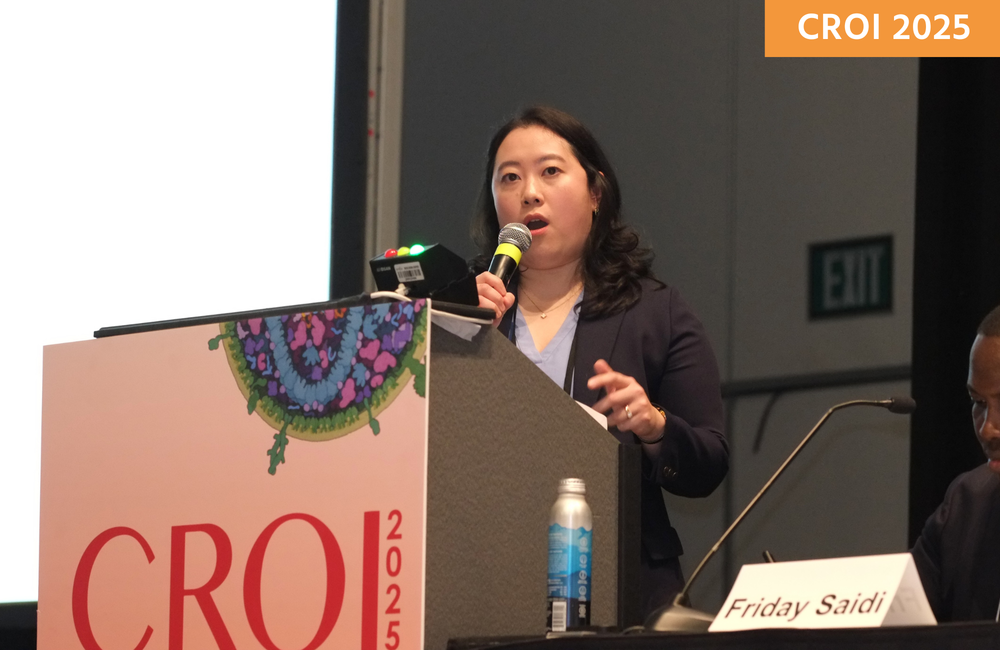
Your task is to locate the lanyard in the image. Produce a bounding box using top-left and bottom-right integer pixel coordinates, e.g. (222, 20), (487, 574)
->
(562, 327), (578, 396)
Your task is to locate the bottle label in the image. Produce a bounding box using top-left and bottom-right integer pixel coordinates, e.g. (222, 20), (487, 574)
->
(547, 523), (591, 630)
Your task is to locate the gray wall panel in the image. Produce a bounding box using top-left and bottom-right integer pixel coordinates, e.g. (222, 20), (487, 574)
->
(400, 1), (735, 353)
(733, 4), (917, 380)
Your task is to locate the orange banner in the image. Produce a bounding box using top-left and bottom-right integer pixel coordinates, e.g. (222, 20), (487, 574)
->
(765, 1), (1000, 57)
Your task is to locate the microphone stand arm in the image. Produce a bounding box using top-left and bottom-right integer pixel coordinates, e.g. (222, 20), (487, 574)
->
(673, 399), (876, 607)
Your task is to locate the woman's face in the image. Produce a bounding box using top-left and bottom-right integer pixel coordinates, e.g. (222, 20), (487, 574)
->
(491, 125), (599, 272)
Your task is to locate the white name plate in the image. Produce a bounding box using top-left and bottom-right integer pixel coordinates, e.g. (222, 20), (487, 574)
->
(709, 553), (936, 632)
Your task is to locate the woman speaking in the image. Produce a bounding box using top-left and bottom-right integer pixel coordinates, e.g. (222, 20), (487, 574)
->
(473, 106), (728, 618)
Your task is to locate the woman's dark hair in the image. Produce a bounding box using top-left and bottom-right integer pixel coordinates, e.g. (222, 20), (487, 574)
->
(471, 105), (656, 319)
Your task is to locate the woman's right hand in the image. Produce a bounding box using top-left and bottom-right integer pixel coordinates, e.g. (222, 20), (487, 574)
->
(476, 271), (515, 327)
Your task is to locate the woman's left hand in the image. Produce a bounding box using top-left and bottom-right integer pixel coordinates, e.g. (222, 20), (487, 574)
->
(588, 359), (666, 443)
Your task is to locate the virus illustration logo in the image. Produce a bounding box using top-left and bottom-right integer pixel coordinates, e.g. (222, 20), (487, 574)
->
(209, 300), (427, 474)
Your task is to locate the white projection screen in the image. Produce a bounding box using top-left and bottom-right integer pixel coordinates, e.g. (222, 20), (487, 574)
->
(0, 1), (338, 604)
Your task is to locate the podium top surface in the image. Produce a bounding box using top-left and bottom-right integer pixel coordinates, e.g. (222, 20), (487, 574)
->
(93, 295), (494, 338)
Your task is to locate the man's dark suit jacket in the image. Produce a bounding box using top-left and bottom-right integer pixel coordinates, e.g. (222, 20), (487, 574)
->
(499, 277), (729, 611)
(912, 463), (1000, 622)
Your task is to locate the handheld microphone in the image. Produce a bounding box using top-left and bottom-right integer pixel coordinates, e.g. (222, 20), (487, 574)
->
(646, 396), (917, 632)
(488, 223), (532, 286)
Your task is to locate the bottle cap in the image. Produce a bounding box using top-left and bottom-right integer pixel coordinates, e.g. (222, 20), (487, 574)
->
(558, 478), (586, 494)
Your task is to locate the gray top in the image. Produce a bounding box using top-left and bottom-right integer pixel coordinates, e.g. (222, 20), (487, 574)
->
(513, 293), (583, 391)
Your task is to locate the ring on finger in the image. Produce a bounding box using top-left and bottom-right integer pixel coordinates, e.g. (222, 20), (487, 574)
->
(625, 404), (633, 419)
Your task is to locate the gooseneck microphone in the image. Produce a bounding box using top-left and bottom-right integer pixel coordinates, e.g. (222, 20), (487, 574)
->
(488, 223), (532, 286)
(646, 396), (917, 632)
(878, 396), (917, 414)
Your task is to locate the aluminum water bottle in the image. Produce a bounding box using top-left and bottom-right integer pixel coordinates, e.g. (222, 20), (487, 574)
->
(547, 478), (592, 631)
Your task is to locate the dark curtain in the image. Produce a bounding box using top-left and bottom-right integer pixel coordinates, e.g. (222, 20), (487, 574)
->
(330, 0), (370, 298)
(909, 59), (1000, 544)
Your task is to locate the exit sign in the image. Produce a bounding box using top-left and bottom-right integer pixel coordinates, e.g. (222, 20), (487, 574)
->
(809, 235), (892, 319)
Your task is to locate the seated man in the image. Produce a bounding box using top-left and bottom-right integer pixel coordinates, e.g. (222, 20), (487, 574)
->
(911, 305), (1000, 622)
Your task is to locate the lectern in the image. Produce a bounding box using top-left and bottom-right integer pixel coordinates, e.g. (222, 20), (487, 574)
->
(39, 297), (641, 650)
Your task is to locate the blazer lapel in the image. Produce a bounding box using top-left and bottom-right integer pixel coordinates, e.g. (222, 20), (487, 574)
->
(572, 304), (626, 405)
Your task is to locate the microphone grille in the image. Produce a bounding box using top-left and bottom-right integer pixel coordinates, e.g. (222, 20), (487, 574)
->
(498, 223), (532, 252)
(887, 396), (917, 414)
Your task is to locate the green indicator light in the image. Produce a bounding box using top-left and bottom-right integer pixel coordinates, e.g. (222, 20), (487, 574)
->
(409, 244), (425, 255)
